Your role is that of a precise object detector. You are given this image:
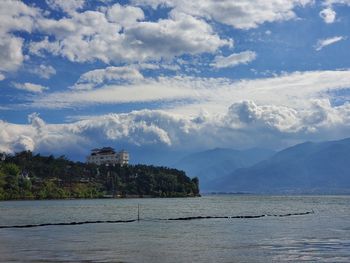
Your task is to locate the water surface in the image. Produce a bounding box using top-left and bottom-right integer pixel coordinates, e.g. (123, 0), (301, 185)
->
(0, 195), (349, 262)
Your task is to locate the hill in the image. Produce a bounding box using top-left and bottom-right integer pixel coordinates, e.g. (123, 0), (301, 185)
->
(0, 151), (199, 200)
(215, 138), (350, 194)
(172, 148), (275, 191)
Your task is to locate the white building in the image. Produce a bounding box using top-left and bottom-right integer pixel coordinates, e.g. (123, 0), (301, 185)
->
(87, 147), (129, 166)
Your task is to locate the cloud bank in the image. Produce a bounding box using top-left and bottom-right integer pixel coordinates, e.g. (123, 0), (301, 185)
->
(1, 99), (350, 159)
(27, 70), (350, 116)
(2, 69), (350, 158)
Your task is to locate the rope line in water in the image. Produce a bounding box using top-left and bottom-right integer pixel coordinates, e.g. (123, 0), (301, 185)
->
(0, 211), (314, 229)
(0, 219), (137, 229)
(166, 210), (314, 221)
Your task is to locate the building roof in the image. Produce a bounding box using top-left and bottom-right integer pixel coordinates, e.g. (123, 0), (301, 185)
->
(90, 147), (116, 155)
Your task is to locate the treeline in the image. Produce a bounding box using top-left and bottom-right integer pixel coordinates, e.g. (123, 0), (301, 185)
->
(0, 151), (199, 200)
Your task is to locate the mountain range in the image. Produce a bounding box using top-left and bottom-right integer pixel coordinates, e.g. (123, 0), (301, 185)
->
(172, 148), (275, 192)
(173, 138), (350, 194)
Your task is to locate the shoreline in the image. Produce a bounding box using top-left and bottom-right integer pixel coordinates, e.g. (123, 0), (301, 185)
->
(0, 194), (201, 202)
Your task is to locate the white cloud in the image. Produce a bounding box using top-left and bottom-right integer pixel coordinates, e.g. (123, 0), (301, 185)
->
(323, 0), (350, 6)
(78, 66), (143, 84)
(0, 0), (317, 74)
(2, 0), (350, 158)
(13, 82), (49, 93)
(30, 77), (195, 108)
(46, 0), (85, 14)
(132, 0), (313, 29)
(315, 36), (345, 51)
(0, 106), (10, 110)
(72, 66), (144, 90)
(29, 8), (231, 64)
(321, 0), (350, 24)
(29, 64), (56, 79)
(0, 34), (24, 73)
(0, 1), (40, 76)
(125, 11), (232, 59)
(0, 110), (184, 154)
(25, 70), (350, 124)
(13, 135), (35, 153)
(106, 3), (144, 27)
(319, 8), (336, 23)
(1, 99), (350, 156)
(28, 37), (61, 57)
(0, 0), (39, 34)
(0, 73), (5, 81)
(211, 51), (257, 68)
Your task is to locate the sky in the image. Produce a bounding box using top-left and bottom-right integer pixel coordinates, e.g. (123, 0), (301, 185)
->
(0, 0), (350, 162)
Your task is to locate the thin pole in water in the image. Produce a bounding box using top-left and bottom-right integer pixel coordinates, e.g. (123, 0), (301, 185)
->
(137, 204), (140, 222)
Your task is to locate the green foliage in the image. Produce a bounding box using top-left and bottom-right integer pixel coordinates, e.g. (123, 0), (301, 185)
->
(0, 151), (200, 200)
(37, 181), (68, 199)
(1, 163), (20, 199)
(0, 168), (5, 199)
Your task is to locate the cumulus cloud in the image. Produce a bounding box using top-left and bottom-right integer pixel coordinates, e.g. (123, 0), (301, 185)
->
(0, 73), (5, 81)
(13, 135), (35, 153)
(0, 120), (35, 153)
(46, 0), (85, 14)
(0, 110), (185, 154)
(0, 35), (24, 73)
(126, 11), (232, 59)
(29, 64), (56, 79)
(211, 51), (257, 68)
(226, 101), (300, 132)
(106, 3), (145, 27)
(320, 0), (350, 24)
(319, 8), (336, 23)
(0, 1), (40, 76)
(13, 82), (49, 93)
(315, 36), (345, 51)
(1, 99), (350, 157)
(29, 6), (231, 64)
(132, 0), (313, 29)
(0, 1), (39, 34)
(0, 0), (317, 75)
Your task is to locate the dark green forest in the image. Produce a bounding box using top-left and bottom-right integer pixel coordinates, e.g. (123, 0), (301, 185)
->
(0, 151), (200, 200)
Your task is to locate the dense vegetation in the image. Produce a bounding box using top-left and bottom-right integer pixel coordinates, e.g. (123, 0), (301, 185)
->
(0, 151), (199, 200)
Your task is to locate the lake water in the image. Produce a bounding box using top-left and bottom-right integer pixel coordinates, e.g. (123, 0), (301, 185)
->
(0, 195), (350, 262)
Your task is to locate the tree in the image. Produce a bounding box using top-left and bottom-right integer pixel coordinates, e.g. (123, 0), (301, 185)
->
(1, 151), (200, 199)
(2, 163), (20, 199)
(0, 166), (6, 200)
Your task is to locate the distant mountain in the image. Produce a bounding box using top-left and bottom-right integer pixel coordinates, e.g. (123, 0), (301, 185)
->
(215, 138), (350, 194)
(172, 148), (275, 192)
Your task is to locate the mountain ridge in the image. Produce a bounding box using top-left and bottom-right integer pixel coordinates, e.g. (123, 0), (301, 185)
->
(214, 137), (350, 194)
(172, 147), (275, 191)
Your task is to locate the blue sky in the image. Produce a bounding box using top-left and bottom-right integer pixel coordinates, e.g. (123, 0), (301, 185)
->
(0, 0), (350, 161)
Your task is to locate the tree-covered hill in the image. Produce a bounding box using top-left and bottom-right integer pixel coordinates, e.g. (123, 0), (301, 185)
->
(0, 151), (199, 200)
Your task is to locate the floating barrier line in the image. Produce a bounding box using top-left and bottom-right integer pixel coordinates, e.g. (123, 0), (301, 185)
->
(0, 219), (137, 229)
(0, 211), (314, 229)
(166, 211), (314, 221)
